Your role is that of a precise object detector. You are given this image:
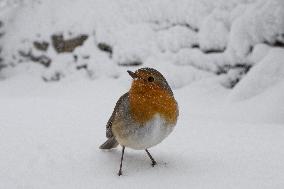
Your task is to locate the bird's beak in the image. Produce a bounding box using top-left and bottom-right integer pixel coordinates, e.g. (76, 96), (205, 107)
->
(127, 70), (137, 79)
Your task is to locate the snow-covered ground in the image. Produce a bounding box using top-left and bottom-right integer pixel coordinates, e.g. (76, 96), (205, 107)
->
(0, 74), (284, 189)
(0, 0), (284, 188)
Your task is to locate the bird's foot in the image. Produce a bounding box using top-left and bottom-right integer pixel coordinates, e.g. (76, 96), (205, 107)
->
(151, 160), (157, 167)
(118, 170), (123, 176)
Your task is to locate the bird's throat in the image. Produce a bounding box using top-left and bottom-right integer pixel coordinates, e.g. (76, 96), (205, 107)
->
(129, 82), (178, 125)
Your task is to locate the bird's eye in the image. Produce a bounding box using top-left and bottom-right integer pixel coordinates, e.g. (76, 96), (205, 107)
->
(148, 76), (154, 82)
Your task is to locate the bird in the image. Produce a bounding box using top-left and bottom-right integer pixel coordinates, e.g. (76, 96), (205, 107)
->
(99, 67), (179, 176)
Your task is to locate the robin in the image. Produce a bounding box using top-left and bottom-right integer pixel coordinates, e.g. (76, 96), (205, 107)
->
(99, 67), (179, 176)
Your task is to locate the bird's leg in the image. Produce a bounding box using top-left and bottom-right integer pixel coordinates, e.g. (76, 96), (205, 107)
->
(118, 146), (125, 176)
(145, 149), (157, 167)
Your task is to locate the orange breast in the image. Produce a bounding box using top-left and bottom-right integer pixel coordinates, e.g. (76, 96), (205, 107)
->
(129, 80), (178, 125)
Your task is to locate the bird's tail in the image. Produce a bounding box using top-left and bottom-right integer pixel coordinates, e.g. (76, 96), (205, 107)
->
(99, 137), (119, 149)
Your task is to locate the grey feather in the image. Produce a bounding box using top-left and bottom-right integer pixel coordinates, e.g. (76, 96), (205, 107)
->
(99, 137), (119, 149)
(105, 92), (129, 138)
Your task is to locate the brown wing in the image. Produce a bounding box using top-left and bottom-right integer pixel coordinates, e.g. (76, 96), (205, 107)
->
(106, 92), (129, 138)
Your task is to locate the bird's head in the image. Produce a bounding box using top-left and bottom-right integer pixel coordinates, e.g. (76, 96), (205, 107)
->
(127, 67), (173, 96)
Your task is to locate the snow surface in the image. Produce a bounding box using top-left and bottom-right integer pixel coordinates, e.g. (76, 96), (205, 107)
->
(0, 74), (284, 189)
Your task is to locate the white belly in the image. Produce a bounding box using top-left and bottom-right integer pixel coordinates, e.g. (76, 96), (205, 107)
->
(121, 114), (175, 150)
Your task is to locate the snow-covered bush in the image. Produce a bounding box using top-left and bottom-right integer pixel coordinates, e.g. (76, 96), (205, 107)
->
(226, 0), (284, 64)
(198, 9), (229, 53)
(0, 0), (283, 90)
(229, 48), (284, 101)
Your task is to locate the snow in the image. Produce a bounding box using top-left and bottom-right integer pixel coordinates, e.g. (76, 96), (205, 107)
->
(198, 9), (229, 52)
(173, 48), (223, 72)
(0, 73), (284, 188)
(229, 48), (284, 101)
(247, 43), (272, 64)
(0, 0), (284, 188)
(156, 25), (198, 53)
(226, 0), (284, 63)
(1, 0), (283, 85)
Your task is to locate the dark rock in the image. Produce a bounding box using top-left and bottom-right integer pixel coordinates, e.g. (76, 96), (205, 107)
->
(42, 71), (64, 82)
(82, 55), (90, 59)
(218, 64), (252, 88)
(216, 64), (252, 75)
(202, 48), (225, 54)
(73, 54), (78, 62)
(76, 64), (88, 70)
(118, 61), (143, 67)
(97, 42), (112, 57)
(18, 50), (51, 67)
(151, 21), (199, 33)
(262, 34), (284, 48)
(180, 23), (199, 32)
(33, 41), (49, 51)
(273, 40), (284, 47)
(0, 20), (4, 38)
(0, 56), (3, 66)
(51, 34), (88, 53)
(267, 35), (284, 47)
(191, 44), (199, 48)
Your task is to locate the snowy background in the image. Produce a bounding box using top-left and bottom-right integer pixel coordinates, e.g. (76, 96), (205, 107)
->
(0, 0), (284, 188)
